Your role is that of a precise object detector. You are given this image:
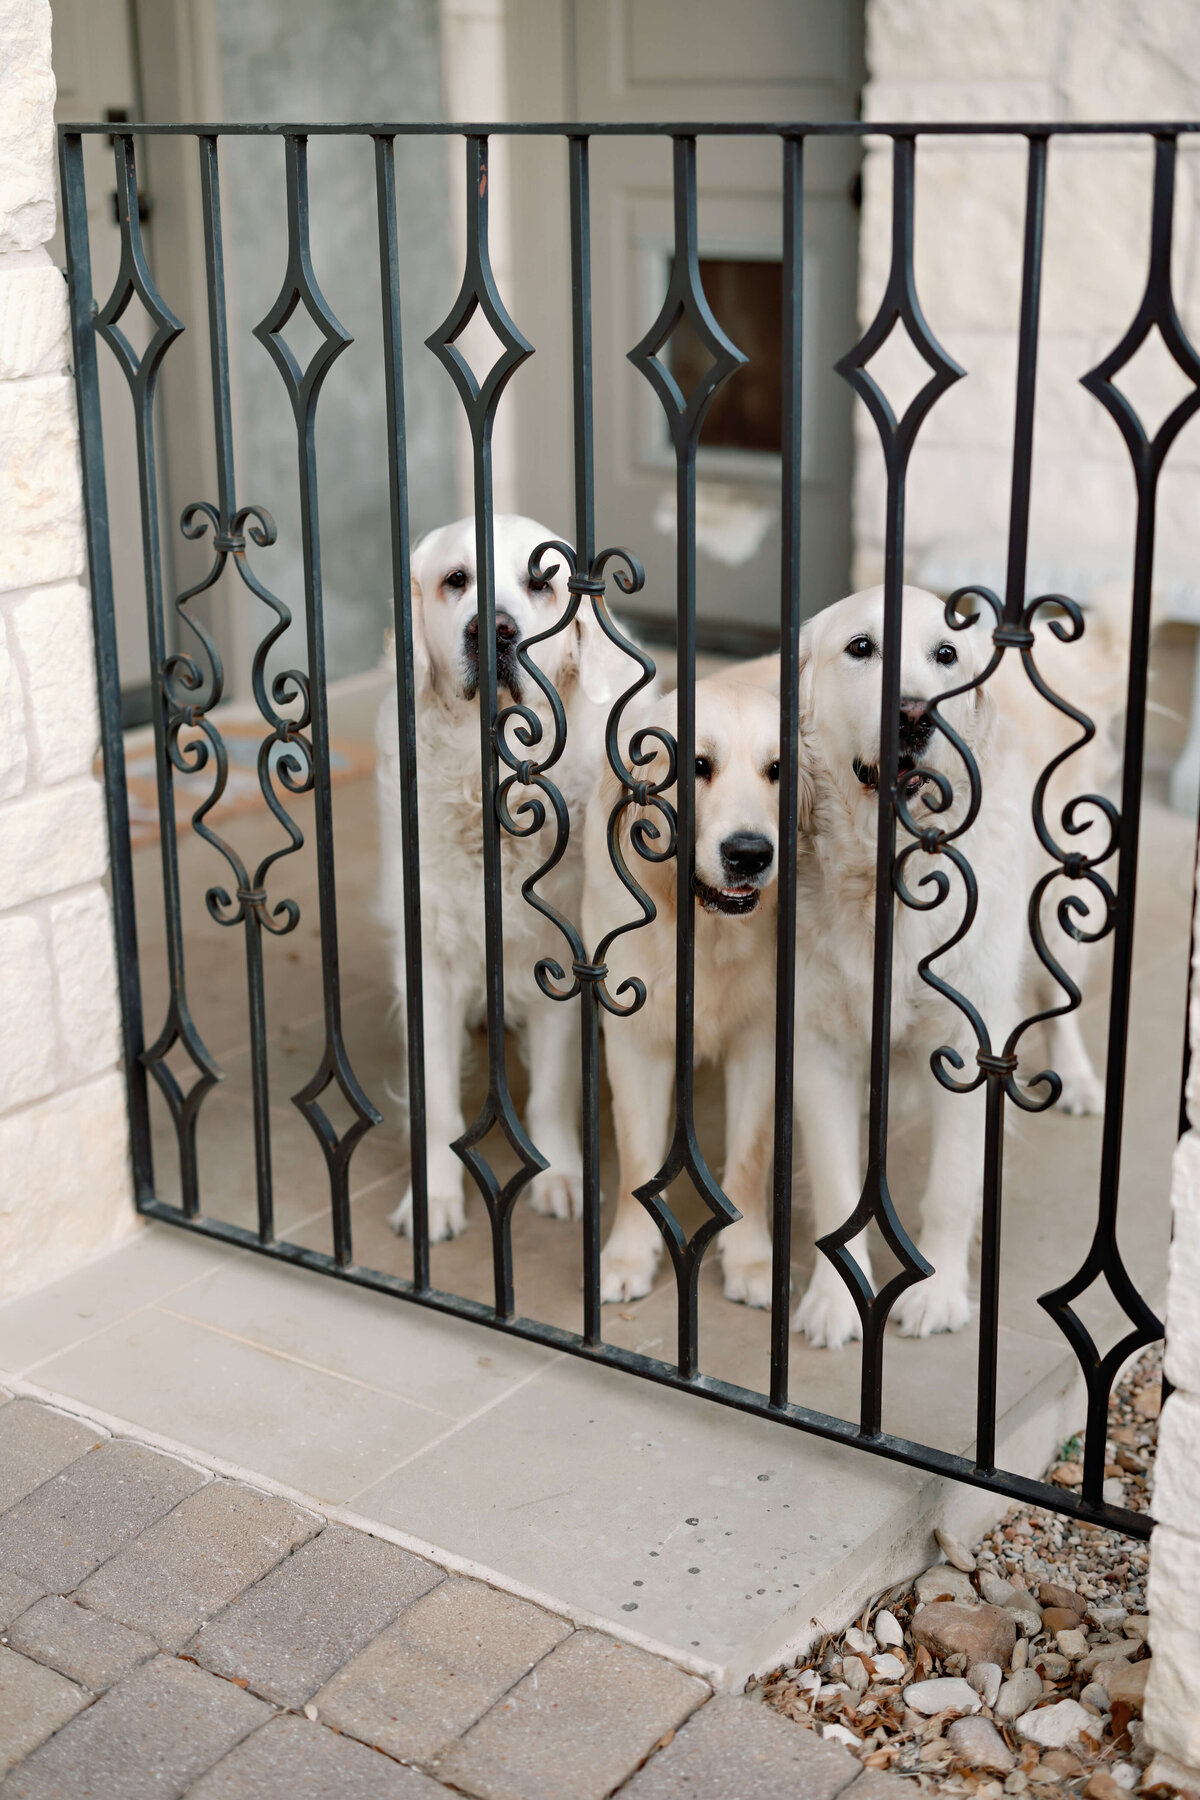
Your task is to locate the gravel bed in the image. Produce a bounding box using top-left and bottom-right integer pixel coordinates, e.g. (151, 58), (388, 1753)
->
(752, 1346), (1174, 1798)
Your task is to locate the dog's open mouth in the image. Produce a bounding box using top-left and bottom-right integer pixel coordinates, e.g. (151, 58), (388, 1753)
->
(852, 754), (927, 798)
(693, 877), (762, 916)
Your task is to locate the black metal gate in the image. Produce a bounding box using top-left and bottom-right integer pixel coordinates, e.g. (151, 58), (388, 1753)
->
(61, 118), (1195, 1543)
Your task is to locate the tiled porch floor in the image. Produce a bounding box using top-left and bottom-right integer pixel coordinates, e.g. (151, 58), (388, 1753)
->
(2, 733), (1188, 1684)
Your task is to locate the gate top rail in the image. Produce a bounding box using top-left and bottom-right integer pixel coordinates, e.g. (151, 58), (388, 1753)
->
(58, 118), (1200, 137)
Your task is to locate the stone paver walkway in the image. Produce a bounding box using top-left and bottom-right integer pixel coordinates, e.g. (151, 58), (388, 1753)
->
(0, 1390), (913, 1798)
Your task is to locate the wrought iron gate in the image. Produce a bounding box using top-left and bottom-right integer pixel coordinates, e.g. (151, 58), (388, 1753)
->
(60, 118), (1194, 1543)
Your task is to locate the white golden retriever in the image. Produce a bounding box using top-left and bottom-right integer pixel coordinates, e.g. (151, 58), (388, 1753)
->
(582, 670), (796, 1305)
(790, 585), (1117, 1350)
(376, 514), (629, 1241)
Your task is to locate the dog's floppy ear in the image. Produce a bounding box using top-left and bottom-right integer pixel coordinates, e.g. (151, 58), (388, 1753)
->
(569, 604), (637, 708)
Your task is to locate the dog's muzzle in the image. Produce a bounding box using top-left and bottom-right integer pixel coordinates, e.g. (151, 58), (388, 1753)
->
(694, 831), (775, 916)
(462, 610), (521, 699)
(852, 696), (935, 797)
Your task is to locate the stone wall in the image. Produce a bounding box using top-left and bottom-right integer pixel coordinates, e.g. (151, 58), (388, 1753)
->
(855, 0), (1200, 649)
(0, 0), (136, 1299)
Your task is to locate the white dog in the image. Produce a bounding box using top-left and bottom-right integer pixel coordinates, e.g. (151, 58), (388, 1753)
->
(582, 671), (797, 1306)
(790, 585), (1117, 1350)
(376, 514), (629, 1241)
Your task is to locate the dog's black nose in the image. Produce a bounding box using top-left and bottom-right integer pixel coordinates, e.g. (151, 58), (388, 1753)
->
(721, 832), (774, 879)
(898, 696), (934, 752)
(464, 612), (519, 652)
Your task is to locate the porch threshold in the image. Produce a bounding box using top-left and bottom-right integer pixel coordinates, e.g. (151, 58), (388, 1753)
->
(0, 1223), (1105, 1691)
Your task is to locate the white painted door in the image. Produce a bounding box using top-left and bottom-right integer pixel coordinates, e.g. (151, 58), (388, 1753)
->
(507, 0), (864, 641)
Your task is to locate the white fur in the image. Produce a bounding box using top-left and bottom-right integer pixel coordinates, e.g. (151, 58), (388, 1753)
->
(376, 514), (631, 1241)
(789, 585), (1117, 1350)
(582, 673), (793, 1306)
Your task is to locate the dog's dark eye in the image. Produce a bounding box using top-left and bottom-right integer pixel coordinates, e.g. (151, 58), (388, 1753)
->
(846, 635), (874, 660)
(695, 756), (713, 781)
(444, 569), (468, 591)
(767, 760), (780, 783)
(528, 575), (552, 594)
(935, 642), (958, 667)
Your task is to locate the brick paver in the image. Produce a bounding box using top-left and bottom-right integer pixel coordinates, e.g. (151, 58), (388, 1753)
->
(0, 1440), (206, 1592)
(0, 1644), (89, 1776)
(618, 1693), (867, 1798)
(314, 1575), (572, 1764)
(0, 1403), (745, 1799)
(190, 1523), (444, 1707)
(9, 1594), (157, 1692)
(0, 1400), (100, 1512)
(189, 1715), (450, 1798)
(2, 1654), (270, 1799)
(0, 1567), (43, 1628)
(435, 1627), (710, 1800)
(77, 1477), (321, 1650)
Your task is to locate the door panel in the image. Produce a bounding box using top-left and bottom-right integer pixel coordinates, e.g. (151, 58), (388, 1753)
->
(507, 0), (864, 639)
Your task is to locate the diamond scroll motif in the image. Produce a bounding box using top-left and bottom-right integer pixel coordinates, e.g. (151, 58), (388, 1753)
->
(254, 279), (352, 415)
(95, 137), (182, 396)
(629, 266), (747, 453)
(426, 261), (533, 436)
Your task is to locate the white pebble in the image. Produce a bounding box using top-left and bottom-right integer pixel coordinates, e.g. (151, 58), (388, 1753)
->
(822, 1723), (861, 1748)
(844, 1626), (875, 1658)
(1056, 1628), (1089, 1660)
(873, 1608), (904, 1648)
(1103, 1477), (1125, 1505)
(936, 1526), (977, 1572)
(819, 1682), (848, 1702)
(967, 1661), (1003, 1708)
(904, 1677), (981, 1717)
(1016, 1699), (1102, 1749)
(1011, 1639), (1029, 1671)
(842, 1654), (869, 1692)
(1111, 1764), (1139, 1790)
(1079, 1681), (1110, 1711)
(872, 1653), (906, 1682)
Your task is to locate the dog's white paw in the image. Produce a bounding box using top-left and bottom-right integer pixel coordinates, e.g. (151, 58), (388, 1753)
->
(792, 1271), (862, 1350)
(719, 1223), (774, 1309)
(528, 1168), (584, 1221)
(600, 1229), (661, 1303)
(893, 1269), (972, 1338)
(1056, 1070), (1105, 1118)
(387, 1187), (467, 1243)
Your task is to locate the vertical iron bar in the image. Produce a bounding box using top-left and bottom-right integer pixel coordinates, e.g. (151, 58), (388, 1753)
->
(977, 132), (1047, 1473)
(858, 138), (913, 1435)
(672, 136), (701, 1378)
(770, 133), (803, 1409)
(282, 132), (374, 1265)
(569, 132), (603, 1345)
(1080, 135), (1174, 1498)
(199, 133), (274, 1246)
(59, 131), (154, 1205)
(375, 134), (430, 1290)
(471, 135), (515, 1316)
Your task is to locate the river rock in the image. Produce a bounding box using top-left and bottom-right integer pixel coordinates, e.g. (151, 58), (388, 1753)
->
(1106, 1660), (1150, 1714)
(844, 1627), (875, 1658)
(1008, 1604), (1043, 1638)
(1042, 1605), (1084, 1634)
(1079, 1680), (1110, 1710)
(872, 1653), (906, 1682)
(912, 1601), (1017, 1670)
(967, 1661), (1002, 1708)
(842, 1654), (869, 1692)
(980, 1572), (1018, 1607)
(874, 1608), (904, 1648)
(1080, 1643), (1134, 1677)
(1017, 1699), (1102, 1748)
(1122, 1615), (1150, 1643)
(995, 1669), (1043, 1721)
(936, 1526), (977, 1572)
(946, 1716), (1015, 1773)
(1034, 1651), (1071, 1680)
(1039, 1581), (1084, 1613)
(1012, 1639), (1029, 1671)
(914, 1564), (977, 1606)
(905, 1676), (981, 1717)
(1084, 1774), (1127, 1800)
(1057, 1629), (1090, 1660)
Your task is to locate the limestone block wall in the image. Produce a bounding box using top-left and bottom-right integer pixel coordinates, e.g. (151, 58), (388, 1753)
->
(0, 0), (136, 1300)
(854, 0), (1200, 622)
